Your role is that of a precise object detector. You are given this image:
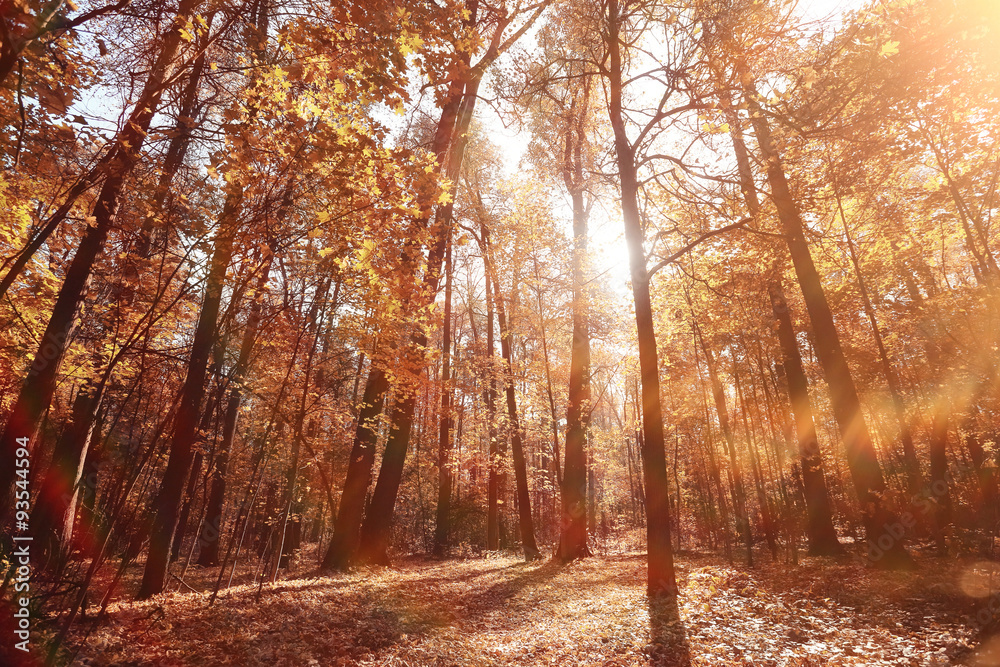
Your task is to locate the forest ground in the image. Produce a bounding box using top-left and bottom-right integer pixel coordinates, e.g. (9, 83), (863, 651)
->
(62, 546), (994, 666)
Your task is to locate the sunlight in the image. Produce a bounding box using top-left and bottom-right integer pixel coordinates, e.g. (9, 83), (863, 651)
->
(2, 0), (998, 663)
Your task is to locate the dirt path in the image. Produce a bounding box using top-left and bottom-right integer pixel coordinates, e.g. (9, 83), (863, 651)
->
(68, 552), (984, 665)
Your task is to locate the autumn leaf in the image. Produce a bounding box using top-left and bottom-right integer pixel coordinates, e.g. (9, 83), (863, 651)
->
(879, 40), (900, 57)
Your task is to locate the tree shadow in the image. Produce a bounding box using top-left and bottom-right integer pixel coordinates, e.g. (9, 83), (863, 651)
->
(450, 558), (562, 615)
(648, 595), (691, 667)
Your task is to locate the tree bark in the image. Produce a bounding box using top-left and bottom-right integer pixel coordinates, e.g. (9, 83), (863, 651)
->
(139, 183), (241, 598)
(30, 385), (101, 564)
(606, 0), (677, 597)
(486, 243), (541, 561)
(350, 0), (550, 566)
(693, 321), (753, 565)
(722, 104), (843, 557)
(485, 248), (500, 551)
(321, 57), (471, 570)
(320, 365), (389, 570)
(745, 89), (912, 568)
(433, 236), (455, 557)
(831, 178), (922, 496)
(197, 253), (273, 566)
(767, 281), (844, 555)
(0, 0), (204, 512)
(558, 79), (593, 563)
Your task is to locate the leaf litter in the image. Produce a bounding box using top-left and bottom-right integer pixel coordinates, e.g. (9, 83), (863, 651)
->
(69, 551), (989, 666)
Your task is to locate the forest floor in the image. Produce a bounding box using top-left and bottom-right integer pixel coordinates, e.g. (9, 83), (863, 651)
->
(60, 547), (998, 666)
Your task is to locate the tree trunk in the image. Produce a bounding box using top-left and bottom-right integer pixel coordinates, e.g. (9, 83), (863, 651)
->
(320, 366), (389, 570)
(694, 321), (753, 565)
(275, 280), (330, 576)
(928, 406), (952, 554)
(171, 451), (205, 563)
(349, 1), (548, 564)
(321, 56), (472, 570)
(0, 0), (203, 510)
(831, 179), (922, 495)
(723, 105), (843, 557)
(745, 89), (912, 568)
(139, 183), (241, 598)
(30, 386), (101, 564)
(767, 281), (844, 555)
(606, 0), (677, 597)
(487, 247), (541, 561)
(558, 81), (593, 562)
(433, 236), (455, 557)
(197, 252), (273, 566)
(734, 362), (779, 560)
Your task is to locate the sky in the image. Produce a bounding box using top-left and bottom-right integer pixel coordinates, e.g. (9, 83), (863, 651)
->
(475, 0), (870, 302)
(63, 0), (868, 307)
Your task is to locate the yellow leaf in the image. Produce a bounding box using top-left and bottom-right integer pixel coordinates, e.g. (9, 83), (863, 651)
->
(879, 40), (899, 57)
(319, 248), (334, 258)
(438, 190), (453, 205)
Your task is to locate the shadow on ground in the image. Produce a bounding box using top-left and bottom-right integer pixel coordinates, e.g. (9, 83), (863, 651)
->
(649, 595), (691, 667)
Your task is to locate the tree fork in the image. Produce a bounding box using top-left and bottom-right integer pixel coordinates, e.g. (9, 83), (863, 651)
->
(606, 0), (677, 597)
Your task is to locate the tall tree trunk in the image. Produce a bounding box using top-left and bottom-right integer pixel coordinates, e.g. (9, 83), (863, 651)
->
(433, 236), (455, 557)
(139, 183), (241, 598)
(349, 0), (550, 566)
(197, 252), (273, 566)
(745, 89), (912, 568)
(171, 451), (206, 563)
(487, 244), (541, 561)
(484, 260), (500, 550)
(0, 0), (203, 511)
(694, 321), (753, 565)
(354, 200), (457, 564)
(695, 362), (732, 560)
(734, 361), (779, 560)
(558, 80), (593, 562)
(321, 55), (471, 571)
(30, 385), (102, 564)
(320, 365), (389, 570)
(723, 106), (842, 556)
(274, 279), (330, 576)
(831, 178), (922, 495)
(533, 261), (563, 488)
(767, 281), (843, 555)
(606, 0), (677, 597)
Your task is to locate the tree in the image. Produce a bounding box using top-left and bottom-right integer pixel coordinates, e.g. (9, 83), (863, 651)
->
(603, 0), (679, 597)
(0, 0), (206, 516)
